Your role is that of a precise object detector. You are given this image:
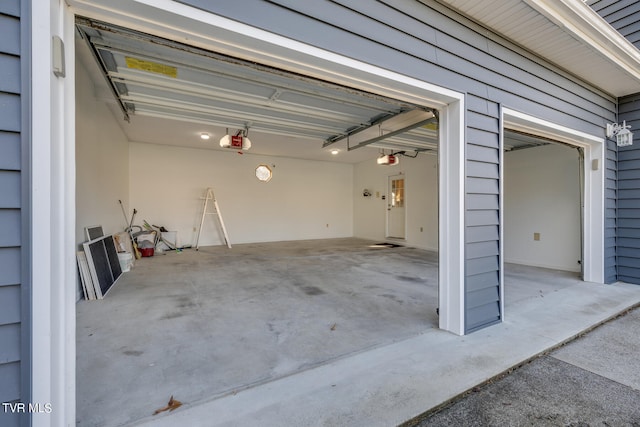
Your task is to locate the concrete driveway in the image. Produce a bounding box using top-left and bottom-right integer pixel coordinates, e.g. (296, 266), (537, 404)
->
(410, 307), (640, 426)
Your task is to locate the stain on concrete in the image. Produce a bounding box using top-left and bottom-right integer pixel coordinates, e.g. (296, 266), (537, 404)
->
(123, 350), (144, 356)
(161, 312), (183, 320)
(291, 281), (326, 296)
(379, 293), (404, 304)
(396, 275), (426, 283)
(176, 296), (198, 309)
(301, 286), (326, 296)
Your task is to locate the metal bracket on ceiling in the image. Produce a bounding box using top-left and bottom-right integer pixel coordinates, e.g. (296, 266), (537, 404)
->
(323, 107), (438, 150)
(76, 24), (131, 122)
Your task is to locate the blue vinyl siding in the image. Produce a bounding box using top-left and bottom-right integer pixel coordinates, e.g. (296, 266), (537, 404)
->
(176, 0), (616, 331)
(0, 1), (28, 426)
(591, 0), (640, 284)
(605, 139), (618, 284)
(617, 93), (640, 284)
(465, 100), (502, 332)
(590, 0), (640, 48)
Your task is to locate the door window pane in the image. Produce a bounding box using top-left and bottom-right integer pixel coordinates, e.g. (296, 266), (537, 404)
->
(391, 178), (404, 207)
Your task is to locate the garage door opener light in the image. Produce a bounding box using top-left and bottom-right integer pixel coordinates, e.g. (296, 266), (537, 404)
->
(377, 152), (399, 166)
(220, 127), (252, 150)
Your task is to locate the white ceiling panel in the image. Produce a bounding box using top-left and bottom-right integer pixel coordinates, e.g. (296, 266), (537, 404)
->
(76, 17), (439, 164)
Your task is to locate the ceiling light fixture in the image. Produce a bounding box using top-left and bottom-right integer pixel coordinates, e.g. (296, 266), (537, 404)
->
(220, 127), (252, 150)
(200, 133), (210, 140)
(331, 149), (339, 155)
(606, 121), (633, 147)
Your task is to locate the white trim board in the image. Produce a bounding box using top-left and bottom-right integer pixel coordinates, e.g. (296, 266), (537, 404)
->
(502, 108), (605, 284)
(36, 5), (469, 425)
(66, 0), (468, 335)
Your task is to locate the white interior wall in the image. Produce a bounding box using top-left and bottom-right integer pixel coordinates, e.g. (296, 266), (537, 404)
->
(129, 142), (354, 247)
(75, 58), (130, 248)
(353, 153), (438, 250)
(504, 143), (581, 272)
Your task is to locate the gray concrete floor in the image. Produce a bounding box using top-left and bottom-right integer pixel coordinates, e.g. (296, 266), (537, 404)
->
(412, 307), (640, 426)
(77, 238), (438, 427)
(76, 238), (640, 427)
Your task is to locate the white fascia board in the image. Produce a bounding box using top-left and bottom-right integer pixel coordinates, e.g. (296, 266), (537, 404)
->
(525, 0), (640, 82)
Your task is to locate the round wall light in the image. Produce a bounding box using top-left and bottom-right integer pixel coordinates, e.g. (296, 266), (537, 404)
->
(255, 164), (272, 182)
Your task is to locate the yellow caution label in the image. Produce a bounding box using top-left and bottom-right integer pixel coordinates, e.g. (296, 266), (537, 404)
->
(422, 122), (438, 131)
(125, 57), (177, 78)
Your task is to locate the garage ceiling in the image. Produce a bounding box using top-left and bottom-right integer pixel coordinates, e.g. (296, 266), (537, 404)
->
(75, 18), (439, 164)
(75, 18), (552, 162)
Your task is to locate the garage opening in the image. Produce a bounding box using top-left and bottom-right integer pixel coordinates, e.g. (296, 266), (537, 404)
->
(74, 18), (441, 426)
(503, 130), (585, 307)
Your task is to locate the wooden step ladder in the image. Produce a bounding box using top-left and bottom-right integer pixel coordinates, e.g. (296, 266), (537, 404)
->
(196, 188), (231, 249)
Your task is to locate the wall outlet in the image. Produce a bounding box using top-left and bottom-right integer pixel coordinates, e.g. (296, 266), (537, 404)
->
(534, 232), (540, 241)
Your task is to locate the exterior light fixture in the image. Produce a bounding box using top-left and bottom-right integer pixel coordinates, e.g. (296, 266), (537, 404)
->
(200, 133), (210, 140)
(220, 127), (252, 150)
(606, 121), (633, 147)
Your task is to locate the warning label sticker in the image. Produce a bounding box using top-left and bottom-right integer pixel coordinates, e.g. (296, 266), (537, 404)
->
(125, 57), (177, 78)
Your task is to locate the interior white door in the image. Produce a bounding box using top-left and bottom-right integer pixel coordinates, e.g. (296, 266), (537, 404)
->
(387, 175), (406, 239)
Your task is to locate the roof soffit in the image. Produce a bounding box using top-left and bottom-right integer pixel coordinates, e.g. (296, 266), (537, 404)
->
(436, 0), (640, 97)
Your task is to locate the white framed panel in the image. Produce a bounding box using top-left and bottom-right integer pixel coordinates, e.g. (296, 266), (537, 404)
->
(69, 0), (467, 336)
(502, 108), (605, 284)
(33, 6), (470, 426)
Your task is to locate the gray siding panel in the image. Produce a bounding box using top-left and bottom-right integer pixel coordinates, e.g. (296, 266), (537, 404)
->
(0, 93), (21, 132)
(467, 256), (499, 276)
(467, 144), (500, 164)
(467, 241), (499, 259)
(466, 304), (501, 330)
(467, 161), (499, 179)
(0, 209), (20, 246)
(0, 361), (20, 402)
(466, 210), (499, 227)
(0, 286), (21, 325)
(0, 323), (20, 363)
(0, 54), (21, 94)
(1, 0), (26, 423)
(0, 14), (20, 56)
(617, 93), (640, 284)
(467, 271), (500, 292)
(0, 132), (21, 170)
(466, 225), (499, 243)
(466, 194), (499, 210)
(465, 100), (502, 333)
(0, 171), (21, 208)
(0, 1), (20, 17)
(466, 177), (499, 194)
(619, 148), (640, 161)
(605, 138), (618, 284)
(590, 0), (640, 47)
